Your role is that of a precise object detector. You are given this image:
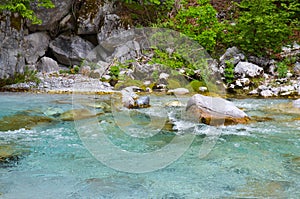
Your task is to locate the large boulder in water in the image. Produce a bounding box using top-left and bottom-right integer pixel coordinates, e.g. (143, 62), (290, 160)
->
(186, 94), (250, 125)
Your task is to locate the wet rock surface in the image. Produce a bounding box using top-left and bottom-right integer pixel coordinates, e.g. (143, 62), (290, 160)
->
(0, 114), (52, 131)
(186, 94), (250, 125)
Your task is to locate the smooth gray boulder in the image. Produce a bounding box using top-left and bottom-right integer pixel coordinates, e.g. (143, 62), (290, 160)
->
(23, 32), (50, 64)
(49, 35), (94, 66)
(37, 57), (59, 73)
(235, 62), (264, 78)
(186, 94), (249, 125)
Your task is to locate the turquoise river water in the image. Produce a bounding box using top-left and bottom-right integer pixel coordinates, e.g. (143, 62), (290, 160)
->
(0, 92), (299, 198)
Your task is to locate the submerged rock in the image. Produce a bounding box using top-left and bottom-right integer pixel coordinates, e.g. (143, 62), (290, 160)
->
(82, 101), (111, 113)
(0, 114), (53, 131)
(60, 109), (99, 121)
(0, 144), (28, 165)
(44, 107), (64, 117)
(186, 94), (249, 125)
(165, 101), (184, 107)
(266, 101), (300, 116)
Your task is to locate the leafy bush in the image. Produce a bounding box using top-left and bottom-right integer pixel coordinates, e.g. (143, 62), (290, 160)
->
(277, 62), (288, 78)
(161, 0), (222, 53)
(223, 0), (297, 57)
(224, 60), (235, 83)
(0, 0), (54, 24)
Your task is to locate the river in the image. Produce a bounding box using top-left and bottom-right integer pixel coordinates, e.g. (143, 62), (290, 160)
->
(0, 93), (299, 198)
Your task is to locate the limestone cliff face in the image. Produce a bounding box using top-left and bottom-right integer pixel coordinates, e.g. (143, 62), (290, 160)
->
(0, 0), (121, 80)
(0, 12), (25, 79)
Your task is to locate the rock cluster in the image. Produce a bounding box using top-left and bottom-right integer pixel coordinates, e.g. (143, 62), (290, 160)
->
(0, 0), (122, 79)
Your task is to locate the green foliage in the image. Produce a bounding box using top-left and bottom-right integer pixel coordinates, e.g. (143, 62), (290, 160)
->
(224, 60), (235, 84)
(0, 66), (40, 87)
(109, 65), (120, 78)
(189, 80), (206, 92)
(0, 0), (54, 24)
(223, 0), (296, 57)
(161, 0), (222, 53)
(150, 48), (197, 76)
(277, 62), (288, 78)
(70, 65), (80, 74)
(122, 0), (162, 5)
(276, 56), (299, 78)
(167, 78), (182, 89)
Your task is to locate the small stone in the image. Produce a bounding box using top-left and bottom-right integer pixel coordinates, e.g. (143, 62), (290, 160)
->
(199, 87), (208, 92)
(159, 73), (169, 80)
(271, 87), (280, 96)
(102, 75), (111, 80)
(144, 80), (151, 86)
(280, 85), (295, 93)
(258, 85), (268, 91)
(167, 88), (189, 95)
(145, 87), (152, 92)
(293, 62), (300, 76)
(136, 96), (150, 108)
(260, 90), (274, 98)
(79, 65), (91, 76)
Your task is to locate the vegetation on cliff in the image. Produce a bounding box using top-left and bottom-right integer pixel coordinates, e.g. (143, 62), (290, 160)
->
(120, 0), (299, 58)
(0, 0), (54, 24)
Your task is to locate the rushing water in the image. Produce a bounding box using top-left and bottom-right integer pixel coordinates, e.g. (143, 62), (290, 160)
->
(0, 92), (299, 198)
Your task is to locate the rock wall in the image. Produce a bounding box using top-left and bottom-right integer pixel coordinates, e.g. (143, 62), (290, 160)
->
(0, 0), (121, 79)
(0, 12), (26, 79)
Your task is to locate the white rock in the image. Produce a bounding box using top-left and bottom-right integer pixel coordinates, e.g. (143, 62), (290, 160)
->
(199, 87), (208, 92)
(260, 90), (274, 98)
(167, 88), (189, 95)
(235, 62), (264, 78)
(249, 89), (258, 95)
(159, 73), (170, 80)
